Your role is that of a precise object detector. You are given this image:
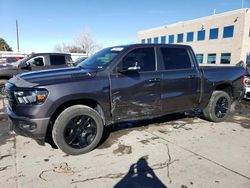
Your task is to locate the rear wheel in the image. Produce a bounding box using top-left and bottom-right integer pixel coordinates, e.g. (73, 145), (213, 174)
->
(52, 105), (104, 155)
(203, 91), (231, 122)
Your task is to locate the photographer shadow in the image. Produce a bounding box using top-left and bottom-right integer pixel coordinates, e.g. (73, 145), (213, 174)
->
(114, 157), (167, 188)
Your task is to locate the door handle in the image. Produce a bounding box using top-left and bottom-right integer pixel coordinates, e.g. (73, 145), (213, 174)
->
(148, 78), (161, 83)
(187, 75), (196, 79)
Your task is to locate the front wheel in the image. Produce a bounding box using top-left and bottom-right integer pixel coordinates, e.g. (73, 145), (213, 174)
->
(203, 91), (231, 122)
(0, 79), (7, 97)
(52, 105), (104, 155)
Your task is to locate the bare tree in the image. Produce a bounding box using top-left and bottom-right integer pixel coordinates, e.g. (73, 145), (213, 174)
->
(54, 43), (86, 53)
(54, 30), (102, 55)
(74, 30), (102, 55)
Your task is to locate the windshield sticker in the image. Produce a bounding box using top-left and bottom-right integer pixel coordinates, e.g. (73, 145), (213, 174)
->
(111, 47), (124, 52)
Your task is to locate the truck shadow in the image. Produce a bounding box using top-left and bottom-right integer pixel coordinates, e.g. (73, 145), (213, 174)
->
(113, 157), (167, 188)
(98, 113), (187, 149)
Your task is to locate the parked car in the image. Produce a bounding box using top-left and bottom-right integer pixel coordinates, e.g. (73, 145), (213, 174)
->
(0, 56), (24, 65)
(244, 68), (250, 99)
(0, 53), (73, 95)
(6, 44), (245, 155)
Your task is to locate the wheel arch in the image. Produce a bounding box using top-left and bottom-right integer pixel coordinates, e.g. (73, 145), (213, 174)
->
(45, 98), (106, 147)
(0, 76), (12, 81)
(214, 83), (233, 97)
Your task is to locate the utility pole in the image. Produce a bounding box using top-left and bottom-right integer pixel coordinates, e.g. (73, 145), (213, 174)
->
(16, 19), (20, 52)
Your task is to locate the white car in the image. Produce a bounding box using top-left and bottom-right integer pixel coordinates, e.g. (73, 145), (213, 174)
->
(244, 70), (250, 99)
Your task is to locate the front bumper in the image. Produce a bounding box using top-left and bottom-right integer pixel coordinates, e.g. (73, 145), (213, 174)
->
(7, 106), (50, 145)
(244, 86), (250, 100)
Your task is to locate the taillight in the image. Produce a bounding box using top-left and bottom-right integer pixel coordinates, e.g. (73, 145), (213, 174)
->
(241, 69), (246, 86)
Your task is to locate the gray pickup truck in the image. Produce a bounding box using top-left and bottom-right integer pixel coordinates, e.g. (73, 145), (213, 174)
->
(0, 53), (72, 95)
(6, 44), (245, 155)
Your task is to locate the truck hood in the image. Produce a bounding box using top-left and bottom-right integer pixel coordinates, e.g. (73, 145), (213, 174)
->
(9, 67), (97, 88)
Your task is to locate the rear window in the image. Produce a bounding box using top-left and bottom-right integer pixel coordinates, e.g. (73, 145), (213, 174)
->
(160, 47), (192, 70)
(50, 55), (66, 65)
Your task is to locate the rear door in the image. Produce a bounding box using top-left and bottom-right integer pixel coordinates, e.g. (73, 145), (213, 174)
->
(110, 47), (162, 121)
(159, 46), (201, 113)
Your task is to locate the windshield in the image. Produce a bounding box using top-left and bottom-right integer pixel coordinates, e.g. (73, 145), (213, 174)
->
(78, 47), (124, 70)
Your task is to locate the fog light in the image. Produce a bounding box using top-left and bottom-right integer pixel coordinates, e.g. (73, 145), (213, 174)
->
(19, 123), (37, 131)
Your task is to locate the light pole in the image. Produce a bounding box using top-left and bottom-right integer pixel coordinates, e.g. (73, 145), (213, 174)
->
(16, 19), (20, 52)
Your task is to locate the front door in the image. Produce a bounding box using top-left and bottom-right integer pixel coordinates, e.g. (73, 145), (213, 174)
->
(110, 47), (161, 121)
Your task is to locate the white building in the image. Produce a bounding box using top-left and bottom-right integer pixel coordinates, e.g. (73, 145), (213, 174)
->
(138, 8), (250, 66)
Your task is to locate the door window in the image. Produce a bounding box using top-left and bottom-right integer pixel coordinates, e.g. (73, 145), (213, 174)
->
(160, 47), (192, 70)
(119, 47), (156, 72)
(28, 57), (44, 66)
(50, 55), (66, 65)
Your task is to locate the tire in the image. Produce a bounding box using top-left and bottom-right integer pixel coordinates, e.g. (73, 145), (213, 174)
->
(52, 105), (104, 155)
(0, 79), (7, 97)
(203, 91), (231, 122)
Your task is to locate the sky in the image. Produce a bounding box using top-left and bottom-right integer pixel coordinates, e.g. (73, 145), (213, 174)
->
(0, 0), (249, 52)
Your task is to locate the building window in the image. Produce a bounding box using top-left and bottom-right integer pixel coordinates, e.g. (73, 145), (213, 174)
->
(209, 28), (219, 40)
(161, 36), (166, 44)
(177, 33), (184, 43)
(223, 25), (234, 38)
(207, 54), (216, 64)
(196, 54), (204, 64)
(220, 53), (231, 64)
(141, 39), (145, 44)
(187, 32), (194, 42)
(168, 35), (174, 44)
(147, 38), (152, 44)
(197, 30), (205, 41)
(154, 37), (159, 44)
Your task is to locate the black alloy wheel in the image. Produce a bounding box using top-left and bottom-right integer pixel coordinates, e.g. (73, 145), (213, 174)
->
(214, 97), (229, 118)
(203, 90), (231, 122)
(52, 105), (104, 155)
(64, 115), (97, 149)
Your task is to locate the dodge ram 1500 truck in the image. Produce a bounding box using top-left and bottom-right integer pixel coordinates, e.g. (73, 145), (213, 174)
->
(6, 44), (245, 155)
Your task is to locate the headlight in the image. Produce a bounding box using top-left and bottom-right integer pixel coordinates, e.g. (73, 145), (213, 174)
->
(14, 89), (48, 105)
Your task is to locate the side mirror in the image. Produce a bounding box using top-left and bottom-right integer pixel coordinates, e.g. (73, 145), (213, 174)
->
(19, 61), (30, 69)
(128, 65), (141, 71)
(118, 61), (141, 73)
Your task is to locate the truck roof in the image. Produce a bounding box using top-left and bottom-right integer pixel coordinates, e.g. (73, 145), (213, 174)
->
(111, 43), (192, 49)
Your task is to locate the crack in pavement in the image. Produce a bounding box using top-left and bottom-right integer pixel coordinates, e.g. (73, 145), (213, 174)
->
(0, 154), (11, 160)
(70, 141), (179, 185)
(70, 159), (178, 184)
(39, 162), (78, 181)
(13, 136), (18, 188)
(145, 130), (250, 180)
(0, 165), (12, 171)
